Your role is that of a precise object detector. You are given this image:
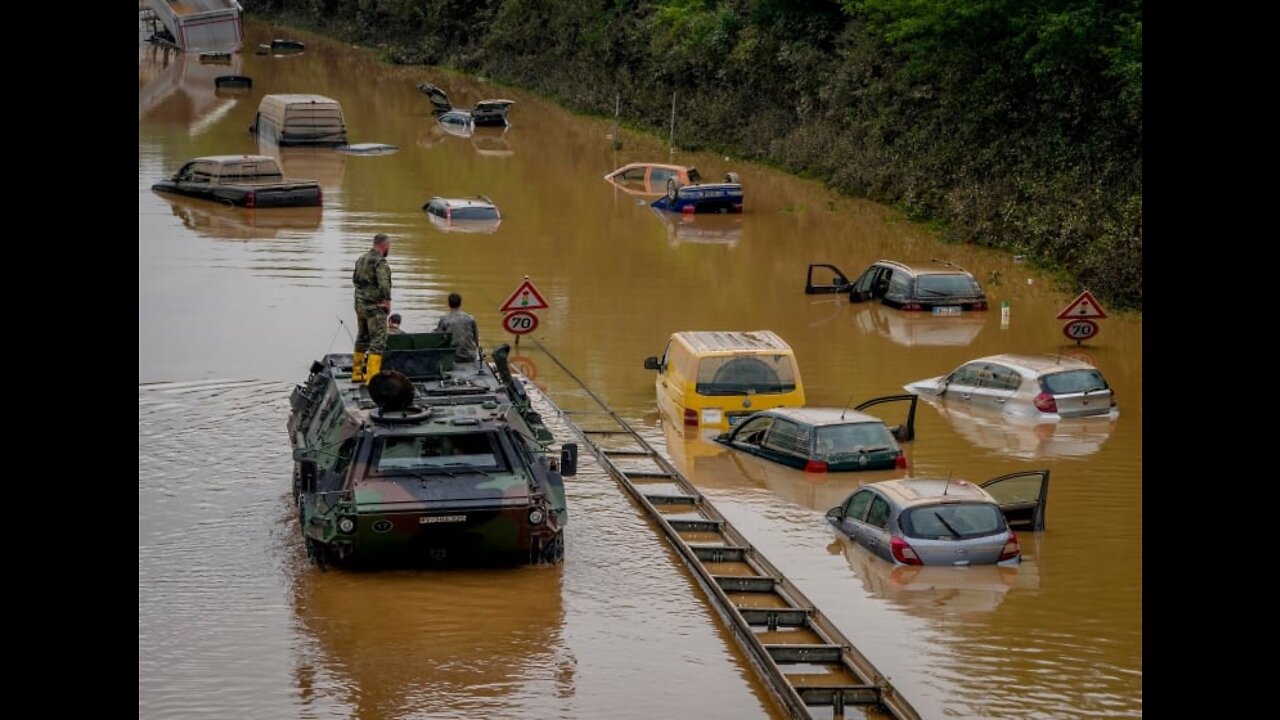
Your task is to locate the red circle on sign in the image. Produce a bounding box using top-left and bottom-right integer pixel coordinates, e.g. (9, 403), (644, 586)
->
(1062, 319), (1099, 341)
(502, 310), (539, 335)
(508, 355), (537, 380)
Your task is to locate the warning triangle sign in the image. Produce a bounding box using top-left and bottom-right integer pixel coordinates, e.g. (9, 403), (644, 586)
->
(500, 278), (550, 312)
(1056, 291), (1107, 320)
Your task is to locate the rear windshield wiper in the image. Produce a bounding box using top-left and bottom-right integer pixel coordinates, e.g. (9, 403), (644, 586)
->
(933, 511), (963, 539)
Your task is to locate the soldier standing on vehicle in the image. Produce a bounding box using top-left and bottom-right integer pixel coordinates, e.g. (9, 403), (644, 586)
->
(351, 233), (392, 383)
(435, 292), (479, 362)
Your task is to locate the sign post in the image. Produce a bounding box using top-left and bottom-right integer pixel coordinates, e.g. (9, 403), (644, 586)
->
(1056, 291), (1107, 346)
(499, 276), (549, 347)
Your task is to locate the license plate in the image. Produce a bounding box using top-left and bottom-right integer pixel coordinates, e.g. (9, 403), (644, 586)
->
(728, 414), (746, 426)
(701, 408), (723, 425)
(421, 515), (467, 524)
(932, 306), (962, 316)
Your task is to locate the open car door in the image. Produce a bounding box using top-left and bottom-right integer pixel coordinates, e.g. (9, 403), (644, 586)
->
(854, 393), (919, 442)
(805, 263), (851, 294)
(980, 470), (1050, 531)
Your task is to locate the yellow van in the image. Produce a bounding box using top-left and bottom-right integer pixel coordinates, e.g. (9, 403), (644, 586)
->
(643, 331), (806, 429)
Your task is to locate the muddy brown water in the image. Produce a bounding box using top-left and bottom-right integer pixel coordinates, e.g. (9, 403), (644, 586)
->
(139, 22), (1141, 719)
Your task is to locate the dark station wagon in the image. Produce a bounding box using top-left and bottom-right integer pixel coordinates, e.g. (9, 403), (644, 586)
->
(806, 259), (988, 312)
(713, 395), (918, 473)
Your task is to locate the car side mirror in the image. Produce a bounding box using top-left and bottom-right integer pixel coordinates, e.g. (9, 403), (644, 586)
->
(643, 356), (660, 371)
(825, 506), (844, 521)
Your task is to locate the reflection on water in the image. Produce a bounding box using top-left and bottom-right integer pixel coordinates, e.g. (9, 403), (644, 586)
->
(259, 143), (347, 190)
(853, 302), (987, 347)
(139, 44), (243, 134)
(826, 534), (1040, 615)
(291, 567), (575, 718)
(157, 193), (323, 240)
(918, 393), (1118, 461)
(653, 209), (743, 248)
(418, 123), (515, 157)
(141, 20), (1141, 720)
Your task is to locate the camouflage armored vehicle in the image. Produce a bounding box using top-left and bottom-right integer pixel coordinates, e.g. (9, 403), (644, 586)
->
(287, 333), (574, 567)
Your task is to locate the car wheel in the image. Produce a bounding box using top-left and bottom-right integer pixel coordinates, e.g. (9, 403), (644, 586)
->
(666, 177), (682, 203)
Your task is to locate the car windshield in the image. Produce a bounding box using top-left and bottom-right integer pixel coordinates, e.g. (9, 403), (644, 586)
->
(695, 354), (797, 396)
(815, 423), (896, 459)
(916, 273), (982, 297)
(374, 432), (504, 474)
(1040, 369), (1109, 394)
(901, 502), (1006, 539)
(450, 206), (499, 220)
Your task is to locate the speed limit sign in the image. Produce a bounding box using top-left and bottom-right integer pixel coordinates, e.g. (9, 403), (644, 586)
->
(1062, 319), (1099, 342)
(502, 310), (539, 335)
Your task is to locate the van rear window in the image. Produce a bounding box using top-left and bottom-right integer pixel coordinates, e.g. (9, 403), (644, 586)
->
(695, 355), (797, 396)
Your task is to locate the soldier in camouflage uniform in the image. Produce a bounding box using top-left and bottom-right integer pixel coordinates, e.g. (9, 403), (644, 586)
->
(435, 292), (479, 362)
(351, 233), (392, 383)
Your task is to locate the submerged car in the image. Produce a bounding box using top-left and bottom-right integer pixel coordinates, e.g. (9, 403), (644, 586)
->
(605, 163), (743, 213)
(417, 81), (514, 127)
(422, 196), (502, 234)
(152, 155), (322, 208)
(287, 337), (575, 567)
(904, 353), (1117, 421)
(712, 395), (918, 473)
(805, 259), (988, 312)
(825, 471), (1050, 566)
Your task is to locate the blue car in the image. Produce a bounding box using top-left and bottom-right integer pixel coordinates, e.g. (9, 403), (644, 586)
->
(651, 172), (744, 214)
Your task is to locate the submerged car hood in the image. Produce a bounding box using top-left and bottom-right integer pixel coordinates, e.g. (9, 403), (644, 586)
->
(903, 377), (946, 395)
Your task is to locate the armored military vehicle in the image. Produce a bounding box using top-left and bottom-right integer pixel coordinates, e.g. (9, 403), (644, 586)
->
(287, 333), (575, 567)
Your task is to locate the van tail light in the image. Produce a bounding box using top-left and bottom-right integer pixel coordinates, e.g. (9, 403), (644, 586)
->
(890, 536), (923, 565)
(445, 207), (452, 220)
(972, 299), (988, 310)
(895, 453), (908, 469)
(999, 531), (1021, 562)
(316, 186), (323, 206)
(901, 302), (922, 311)
(1110, 395), (1117, 408)
(683, 409), (698, 427)
(804, 460), (828, 473)
(1033, 392), (1057, 413)
(245, 190), (256, 208)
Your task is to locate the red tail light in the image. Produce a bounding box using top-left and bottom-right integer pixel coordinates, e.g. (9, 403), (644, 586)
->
(804, 460), (828, 473)
(998, 531), (1021, 562)
(973, 299), (988, 310)
(316, 186), (323, 206)
(683, 408), (698, 427)
(890, 536), (923, 565)
(682, 205), (695, 215)
(1110, 396), (1117, 408)
(902, 302), (922, 311)
(445, 207), (452, 220)
(895, 453), (908, 469)
(245, 190), (256, 208)
(1033, 392), (1057, 413)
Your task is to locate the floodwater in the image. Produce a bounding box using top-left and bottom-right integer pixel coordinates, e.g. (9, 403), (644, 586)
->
(139, 22), (1141, 720)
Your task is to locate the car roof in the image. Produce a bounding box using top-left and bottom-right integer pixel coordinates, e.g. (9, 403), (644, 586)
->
(260, 93), (340, 105)
(674, 330), (793, 355)
(765, 407), (882, 427)
(872, 478), (994, 506)
(970, 353), (1099, 374)
(427, 196), (497, 208)
(875, 259), (976, 277)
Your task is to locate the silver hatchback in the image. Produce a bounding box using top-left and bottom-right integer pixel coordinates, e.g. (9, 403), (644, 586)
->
(825, 471), (1049, 566)
(904, 353), (1117, 420)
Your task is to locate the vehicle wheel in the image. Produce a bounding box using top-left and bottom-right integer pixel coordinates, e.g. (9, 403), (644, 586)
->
(305, 537), (329, 570)
(666, 177), (682, 203)
(541, 532), (565, 564)
(723, 172), (740, 184)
